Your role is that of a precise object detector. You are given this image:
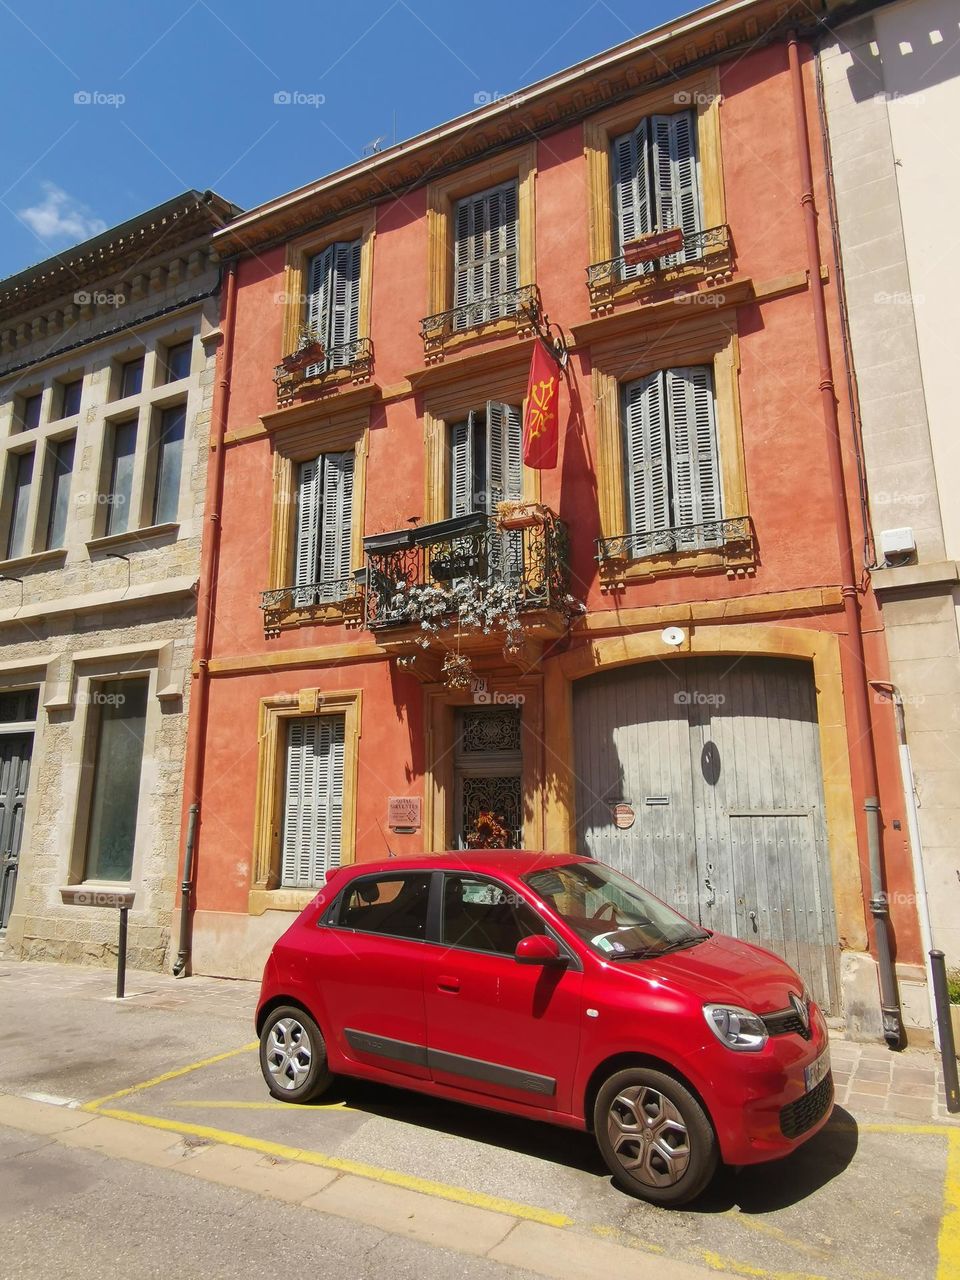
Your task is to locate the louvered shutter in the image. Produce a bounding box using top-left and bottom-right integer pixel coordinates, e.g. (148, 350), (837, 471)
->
(318, 450), (355, 600)
(330, 239), (361, 366)
(453, 182), (519, 327)
(612, 120), (653, 280)
(305, 246), (334, 378)
(490, 182), (519, 312)
(651, 111), (702, 267)
(486, 402), (524, 582)
(666, 366), (722, 548)
(623, 374), (670, 546)
(293, 458), (320, 606)
(281, 714), (346, 887)
(450, 415), (475, 515)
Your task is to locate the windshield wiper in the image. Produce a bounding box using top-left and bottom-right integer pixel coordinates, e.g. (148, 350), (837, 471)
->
(610, 933), (709, 961)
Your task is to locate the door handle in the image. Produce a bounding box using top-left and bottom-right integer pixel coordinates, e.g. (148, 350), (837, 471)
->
(437, 975), (460, 994)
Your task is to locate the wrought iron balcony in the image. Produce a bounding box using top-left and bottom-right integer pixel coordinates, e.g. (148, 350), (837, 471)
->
(597, 516), (755, 565)
(260, 575), (363, 633)
(586, 224), (732, 310)
(364, 508), (572, 637)
(273, 333), (373, 405)
(420, 284), (541, 358)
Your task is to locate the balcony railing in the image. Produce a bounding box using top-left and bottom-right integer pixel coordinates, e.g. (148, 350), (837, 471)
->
(420, 283), (541, 358)
(273, 334), (373, 404)
(586, 225), (732, 309)
(260, 575), (363, 632)
(364, 509), (571, 633)
(597, 516), (755, 565)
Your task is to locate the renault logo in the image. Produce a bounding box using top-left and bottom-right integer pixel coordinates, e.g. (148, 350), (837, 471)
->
(790, 991), (810, 1030)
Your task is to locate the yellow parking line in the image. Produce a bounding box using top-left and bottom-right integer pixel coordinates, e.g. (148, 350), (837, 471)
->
(938, 1131), (960, 1280)
(169, 1100), (352, 1112)
(858, 1121), (957, 1136)
(699, 1251), (827, 1280)
(95, 1105), (573, 1229)
(82, 1043), (258, 1111)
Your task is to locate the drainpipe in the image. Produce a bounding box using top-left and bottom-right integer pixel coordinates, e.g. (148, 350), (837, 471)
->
(786, 32), (902, 1047)
(173, 258), (238, 977)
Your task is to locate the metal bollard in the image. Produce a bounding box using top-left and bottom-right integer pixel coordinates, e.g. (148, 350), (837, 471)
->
(117, 906), (129, 999)
(929, 950), (959, 1113)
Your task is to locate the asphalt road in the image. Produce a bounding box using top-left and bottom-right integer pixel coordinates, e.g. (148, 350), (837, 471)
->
(0, 960), (954, 1280)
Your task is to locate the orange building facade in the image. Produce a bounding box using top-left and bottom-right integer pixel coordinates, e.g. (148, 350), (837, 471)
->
(179, 1), (928, 1040)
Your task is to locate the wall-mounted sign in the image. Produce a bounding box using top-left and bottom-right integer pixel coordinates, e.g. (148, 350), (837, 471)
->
(388, 796), (422, 832)
(612, 802), (635, 830)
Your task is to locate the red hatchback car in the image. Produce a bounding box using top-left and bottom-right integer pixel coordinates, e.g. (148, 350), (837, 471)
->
(256, 852), (833, 1205)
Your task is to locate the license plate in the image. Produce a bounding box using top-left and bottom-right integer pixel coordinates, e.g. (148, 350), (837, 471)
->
(804, 1048), (830, 1092)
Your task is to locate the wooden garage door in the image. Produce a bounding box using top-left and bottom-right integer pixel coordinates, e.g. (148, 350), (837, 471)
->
(573, 657), (841, 1013)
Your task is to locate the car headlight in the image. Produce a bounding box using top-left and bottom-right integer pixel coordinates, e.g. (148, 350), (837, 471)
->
(703, 1003), (769, 1051)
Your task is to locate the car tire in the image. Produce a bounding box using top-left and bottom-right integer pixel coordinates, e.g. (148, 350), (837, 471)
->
(259, 1005), (332, 1104)
(593, 1067), (718, 1206)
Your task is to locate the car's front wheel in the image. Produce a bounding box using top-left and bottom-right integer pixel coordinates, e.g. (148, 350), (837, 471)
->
(259, 1005), (332, 1103)
(593, 1067), (718, 1206)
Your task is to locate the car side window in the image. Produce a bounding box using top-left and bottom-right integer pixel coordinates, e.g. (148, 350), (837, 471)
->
(339, 874), (431, 941)
(441, 874), (543, 956)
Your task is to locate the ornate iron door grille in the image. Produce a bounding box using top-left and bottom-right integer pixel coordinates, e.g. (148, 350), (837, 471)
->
(454, 708), (523, 849)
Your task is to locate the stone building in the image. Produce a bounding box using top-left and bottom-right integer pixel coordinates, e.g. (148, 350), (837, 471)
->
(0, 189), (238, 970)
(820, 0), (960, 988)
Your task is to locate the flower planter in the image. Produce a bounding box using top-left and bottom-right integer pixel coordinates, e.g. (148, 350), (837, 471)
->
(496, 501), (549, 531)
(622, 227), (685, 265)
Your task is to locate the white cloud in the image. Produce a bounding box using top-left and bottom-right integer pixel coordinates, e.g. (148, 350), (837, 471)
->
(17, 183), (107, 244)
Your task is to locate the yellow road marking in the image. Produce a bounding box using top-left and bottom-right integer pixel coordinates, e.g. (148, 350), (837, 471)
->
(937, 1130), (960, 1280)
(95, 1105), (573, 1229)
(82, 1043), (258, 1111)
(857, 1122), (957, 1136)
(699, 1251), (827, 1280)
(169, 1100), (352, 1112)
(721, 1211), (830, 1261)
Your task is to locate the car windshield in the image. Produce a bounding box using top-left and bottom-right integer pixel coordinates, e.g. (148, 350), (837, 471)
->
(522, 861), (708, 960)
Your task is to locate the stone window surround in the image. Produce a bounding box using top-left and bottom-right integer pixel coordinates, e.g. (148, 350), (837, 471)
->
(249, 687), (361, 916)
(0, 320), (202, 569)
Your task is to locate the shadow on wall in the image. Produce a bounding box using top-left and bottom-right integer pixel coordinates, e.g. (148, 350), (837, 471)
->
(839, 4), (960, 103)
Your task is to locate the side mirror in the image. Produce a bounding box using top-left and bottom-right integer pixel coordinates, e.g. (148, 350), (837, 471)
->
(515, 934), (568, 967)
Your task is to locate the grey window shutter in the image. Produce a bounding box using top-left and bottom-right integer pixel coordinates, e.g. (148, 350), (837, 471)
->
(453, 182), (519, 326)
(450, 414), (475, 515)
(281, 714), (346, 887)
(623, 373), (670, 538)
(318, 450), (355, 599)
(306, 246), (334, 340)
(293, 457), (321, 605)
(612, 120), (653, 279)
(651, 111), (702, 266)
(330, 239), (361, 366)
(487, 402), (524, 581)
(665, 366), (722, 546)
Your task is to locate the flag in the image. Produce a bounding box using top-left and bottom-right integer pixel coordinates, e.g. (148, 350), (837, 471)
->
(522, 340), (561, 469)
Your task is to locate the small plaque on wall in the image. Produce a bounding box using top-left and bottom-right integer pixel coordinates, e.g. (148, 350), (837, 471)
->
(388, 796), (422, 832)
(612, 802), (636, 830)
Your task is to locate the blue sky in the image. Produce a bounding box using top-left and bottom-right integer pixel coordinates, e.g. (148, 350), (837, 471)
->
(0, 0), (693, 279)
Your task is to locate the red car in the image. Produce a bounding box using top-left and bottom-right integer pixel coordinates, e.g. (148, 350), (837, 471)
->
(256, 852), (833, 1206)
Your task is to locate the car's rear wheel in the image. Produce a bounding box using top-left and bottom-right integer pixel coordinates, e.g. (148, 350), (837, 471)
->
(259, 1005), (332, 1103)
(593, 1067), (718, 1206)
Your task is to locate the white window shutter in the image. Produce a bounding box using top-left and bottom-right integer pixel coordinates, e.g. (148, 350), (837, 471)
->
(293, 458), (320, 605)
(318, 450), (355, 600)
(651, 111), (702, 266)
(612, 120), (653, 279)
(281, 714), (346, 887)
(623, 373), (670, 537)
(330, 239), (361, 364)
(666, 366), (722, 544)
(450, 416), (474, 515)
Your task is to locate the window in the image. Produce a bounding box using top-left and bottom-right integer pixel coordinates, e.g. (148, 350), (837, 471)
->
(104, 419), (137, 536)
(453, 181), (519, 325)
(622, 366), (722, 548)
(82, 678), (149, 882)
(57, 378), (83, 419)
(293, 450), (354, 604)
(281, 714), (346, 888)
(43, 437), (75, 550)
(340, 873), (431, 941)
(611, 110), (703, 276)
(119, 357), (144, 398)
(162, 340), (192, 384)
(150, 403), (185, 525)
(304, 239), (361, 371)
(450, 402), (522, 516)
(441, 874), (541, 955)
(17, 392), (42, 432)
(5, 451), (34, 559)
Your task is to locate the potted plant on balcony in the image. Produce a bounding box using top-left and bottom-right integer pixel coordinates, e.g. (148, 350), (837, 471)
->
(495, 500), (549, 531)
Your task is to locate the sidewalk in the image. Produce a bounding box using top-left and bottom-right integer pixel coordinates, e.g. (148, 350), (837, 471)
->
(829, 1033), (958, 1123)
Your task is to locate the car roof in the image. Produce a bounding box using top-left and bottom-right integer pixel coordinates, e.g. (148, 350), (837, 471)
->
(329, 851), (590, 881)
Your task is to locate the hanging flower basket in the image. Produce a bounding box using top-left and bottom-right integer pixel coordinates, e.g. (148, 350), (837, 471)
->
(465, 809), (511, 850)
(442, 651), (473, 690)
(495, 500), (550, 532)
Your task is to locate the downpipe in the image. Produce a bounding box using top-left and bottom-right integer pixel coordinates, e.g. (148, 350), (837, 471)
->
(787, 31), (902, 1047)
(172, 804), (199, 977)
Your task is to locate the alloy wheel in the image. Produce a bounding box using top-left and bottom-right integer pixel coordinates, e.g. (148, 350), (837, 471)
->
(265, 1016), (313, 1091)
(606, 1084), (691, 1187)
